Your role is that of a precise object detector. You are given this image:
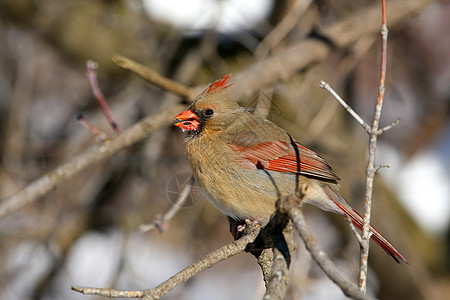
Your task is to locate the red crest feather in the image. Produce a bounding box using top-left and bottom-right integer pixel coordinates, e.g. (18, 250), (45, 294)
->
(205, 74), (233, 93)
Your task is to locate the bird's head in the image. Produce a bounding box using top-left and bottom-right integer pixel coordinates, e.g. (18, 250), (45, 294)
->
(175, 75), (241, 136)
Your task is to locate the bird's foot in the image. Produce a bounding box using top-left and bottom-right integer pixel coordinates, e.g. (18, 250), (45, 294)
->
(228, 217), (262, 240)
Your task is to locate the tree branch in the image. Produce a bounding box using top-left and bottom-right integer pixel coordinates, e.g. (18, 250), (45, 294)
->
(112, 54), (197, 101)
(263, 247), (289, 300)
(359, 0), (389, 292)
(319, 80), (371, 132)
(72, 224), (261, 299)
(75, 113), (109, 141)
(0, 105), (185, 219)
(263, 223), (294, 300)
(280, 190), (372, 300)
(71, 286), (144, 298)
(86, 60), (122, 134)
(377, 118), (401, 135)
(257, 249), (273, 287)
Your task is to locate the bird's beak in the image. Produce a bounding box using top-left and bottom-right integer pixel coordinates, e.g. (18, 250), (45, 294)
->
(175, 109), (201, 132)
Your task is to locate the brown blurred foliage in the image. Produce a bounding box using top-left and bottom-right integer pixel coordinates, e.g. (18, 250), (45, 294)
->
(0, 0), (448, 299)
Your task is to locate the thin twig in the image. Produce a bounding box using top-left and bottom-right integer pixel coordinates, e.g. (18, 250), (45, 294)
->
(345, 216), (364, 245)
(112, 54), (197, 101)
(377, 118), (401, 134)
(86, 60), (122, 134)
(359, 0), (389, 293)
(373, 164), (390, 173)
(140, 176), (194, 233)
(75, 113), (109, 141)
(319, 80), (371, 132)
(71, 286), (144, 298)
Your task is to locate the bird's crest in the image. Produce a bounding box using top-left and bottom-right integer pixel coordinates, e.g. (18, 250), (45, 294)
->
(205, 74), (233, 94)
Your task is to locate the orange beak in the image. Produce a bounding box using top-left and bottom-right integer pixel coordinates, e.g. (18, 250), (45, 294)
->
(175, 109), (201, 132)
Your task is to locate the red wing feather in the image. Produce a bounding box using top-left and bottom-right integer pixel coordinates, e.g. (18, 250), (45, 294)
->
(229, 141), (340, 181)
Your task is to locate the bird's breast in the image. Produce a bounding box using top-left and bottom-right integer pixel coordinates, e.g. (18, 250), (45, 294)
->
(185, 137), (295, 223)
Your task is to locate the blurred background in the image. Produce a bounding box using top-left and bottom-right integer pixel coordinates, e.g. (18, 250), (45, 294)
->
(0, 0), (449, 299)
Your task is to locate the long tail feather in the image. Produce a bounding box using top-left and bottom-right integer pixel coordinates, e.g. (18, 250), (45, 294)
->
(332, 201), (408, 264)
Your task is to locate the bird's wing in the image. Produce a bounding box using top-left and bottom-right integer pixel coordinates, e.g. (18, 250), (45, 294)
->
(229, 139), (340, 182)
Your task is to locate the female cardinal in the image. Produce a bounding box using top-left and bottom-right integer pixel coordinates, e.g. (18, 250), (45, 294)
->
(175, 75), (407, 264)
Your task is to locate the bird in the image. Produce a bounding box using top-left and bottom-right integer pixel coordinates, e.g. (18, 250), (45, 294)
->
(174, 74), (407, 264)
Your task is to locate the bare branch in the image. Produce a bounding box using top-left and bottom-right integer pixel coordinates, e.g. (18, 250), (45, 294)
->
(75, 113), (109, 141)
(112, 54), (197, 101)
(71, 286), (144, 298)
(281, 192), (371, 300)
(263, 221), (295, 300)
(377, 118), (401, 135)
(319, 80), (371, 133)
(346, 216), (364, 245)
(86, 60), (122, 134)
(257, 249), (273, 287)
(374, 164), (390, 173)
(263, 247), (289, 300)
(359, 0), (389, 293)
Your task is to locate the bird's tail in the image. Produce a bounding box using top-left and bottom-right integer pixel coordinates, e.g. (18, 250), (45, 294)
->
(324, 187), (408, 264)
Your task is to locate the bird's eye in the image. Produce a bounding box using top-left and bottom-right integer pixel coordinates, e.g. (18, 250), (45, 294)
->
(204, 109), (214, 116)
